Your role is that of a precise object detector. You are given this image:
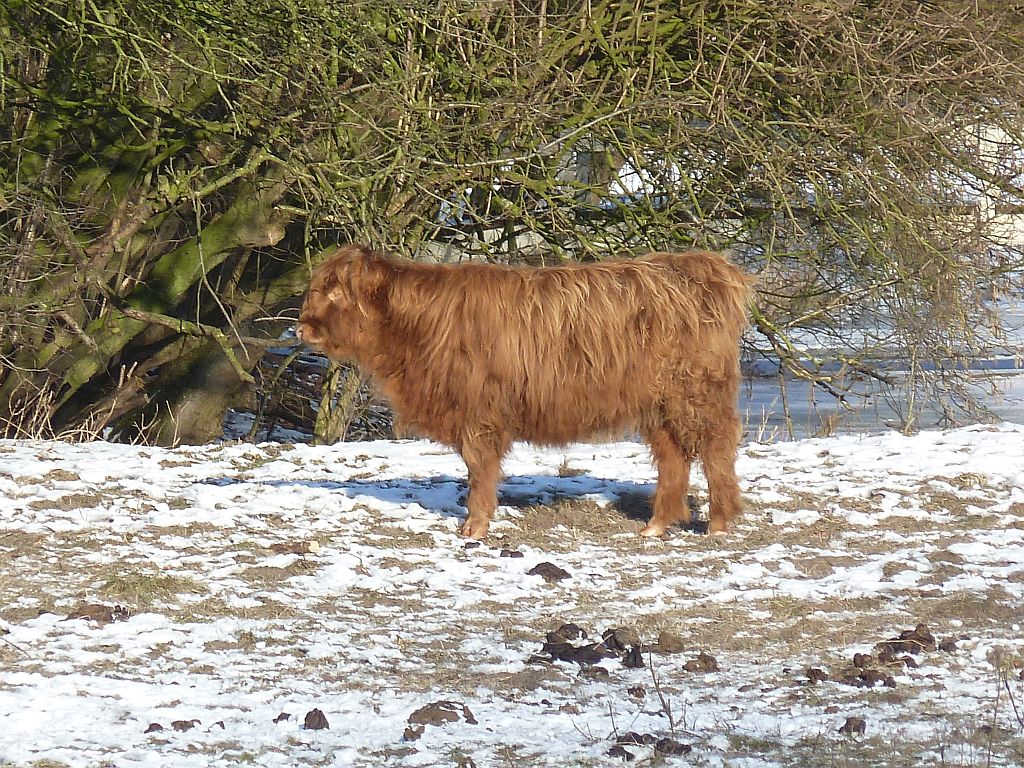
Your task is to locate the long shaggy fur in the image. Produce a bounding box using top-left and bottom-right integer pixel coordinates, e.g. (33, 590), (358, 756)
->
(297, 244), (752, 538)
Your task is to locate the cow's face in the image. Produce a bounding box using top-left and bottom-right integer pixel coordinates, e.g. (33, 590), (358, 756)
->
(296, 245), (390, 362)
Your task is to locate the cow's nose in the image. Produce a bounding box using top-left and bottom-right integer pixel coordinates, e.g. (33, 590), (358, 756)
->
(295, 324), (305, 343)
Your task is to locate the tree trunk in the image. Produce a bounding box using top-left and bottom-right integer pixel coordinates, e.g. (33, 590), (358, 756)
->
(145, 339), (264, 446)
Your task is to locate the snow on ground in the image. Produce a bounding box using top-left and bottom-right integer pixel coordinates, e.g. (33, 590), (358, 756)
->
(1, 425), (1024, 766)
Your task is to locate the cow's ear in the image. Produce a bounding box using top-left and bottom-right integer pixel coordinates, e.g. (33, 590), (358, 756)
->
(316, 244), (389, 304)
(348, 247), (392, 300)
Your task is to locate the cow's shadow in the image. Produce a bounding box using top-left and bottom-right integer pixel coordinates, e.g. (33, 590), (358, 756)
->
(203, 471), (707, 533)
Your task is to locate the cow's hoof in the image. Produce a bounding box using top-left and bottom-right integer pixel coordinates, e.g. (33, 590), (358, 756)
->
(639, 523), (667, 538)
(460, 518), (490, 540)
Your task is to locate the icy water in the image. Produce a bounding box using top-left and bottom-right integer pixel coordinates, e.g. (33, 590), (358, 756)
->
(741, 371), (1024, 440)
(742, 295), (1024, 439)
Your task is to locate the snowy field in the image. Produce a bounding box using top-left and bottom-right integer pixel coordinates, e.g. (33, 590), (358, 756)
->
(2, 425), (1024, 766)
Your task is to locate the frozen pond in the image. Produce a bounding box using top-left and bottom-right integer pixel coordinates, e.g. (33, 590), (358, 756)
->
(740, 294), (1024, 439)
(741, 370), (1024, 440)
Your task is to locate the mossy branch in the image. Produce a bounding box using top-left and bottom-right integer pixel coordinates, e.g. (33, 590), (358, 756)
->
(114, 306), (266, 384)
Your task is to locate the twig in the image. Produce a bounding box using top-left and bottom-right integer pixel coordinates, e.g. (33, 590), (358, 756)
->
(570, 717), (598, 746)
(252, 313), (301, 323)
(54, 311), (100, 353)
(1, 634), (29, 658)
(987, 667), (1000, 768)
(606, 697), (618, 740)
(752, 308), (853, 407)
(247, 345), (304, 442)
(648, 651), (676, 735)
(1004, 676), (1024, 731)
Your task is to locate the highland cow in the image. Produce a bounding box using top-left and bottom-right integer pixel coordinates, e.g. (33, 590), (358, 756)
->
(296, 244), (751, 539)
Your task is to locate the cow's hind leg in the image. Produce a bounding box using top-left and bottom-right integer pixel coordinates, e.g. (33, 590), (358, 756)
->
(640, 426), (693, 537)
(459, 433), (509, 539)
(700, 413), (743, 534)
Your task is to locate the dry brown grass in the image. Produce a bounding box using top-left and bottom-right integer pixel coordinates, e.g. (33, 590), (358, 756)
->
(27, 492), (106, 511)
(99, 572), (206, 606)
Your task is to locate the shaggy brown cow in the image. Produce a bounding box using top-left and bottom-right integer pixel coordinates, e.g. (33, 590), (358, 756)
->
(296, 244), (751, 539)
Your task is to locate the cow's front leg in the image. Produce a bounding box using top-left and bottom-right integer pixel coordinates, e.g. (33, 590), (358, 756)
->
(459, 434), (508, 539)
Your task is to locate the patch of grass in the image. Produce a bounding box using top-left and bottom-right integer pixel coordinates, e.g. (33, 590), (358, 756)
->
(949, 472), (990, 491)
(158, 459), (196, 469)
(494, 666), (561, 695)
(171, 596), (236, 622)
(718, 692), (1024, 767)
(368, 746), (421, 763)
(149, 523), (221, 539)
(511, 497), (641, 548)
(99, 572), (205, 607)
(28, 492), (106, 511)
(43, 469), (81, 483)
(557, 458), (587, 478)
(724, 728), (960, 768)
(364, 529), (440, 550)
(240, 559), (319, 585)
(904, 587), (1024, 627)
(916, 487), (1004, 521)
(0, 530), (48, 553)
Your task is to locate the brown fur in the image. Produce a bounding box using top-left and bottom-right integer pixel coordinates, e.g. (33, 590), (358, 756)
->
(297, 244), (752, 539)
